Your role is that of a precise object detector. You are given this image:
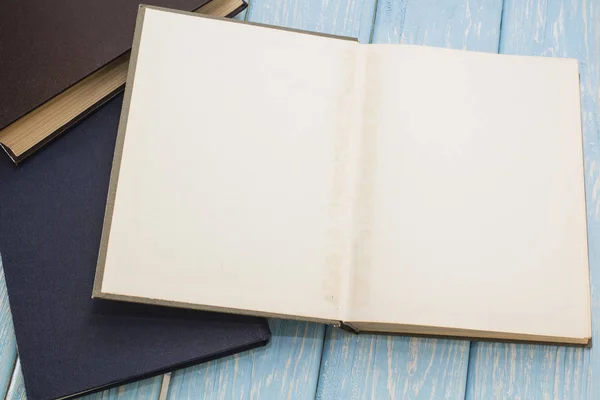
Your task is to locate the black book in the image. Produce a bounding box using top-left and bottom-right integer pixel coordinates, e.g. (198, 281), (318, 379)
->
(0, 95), (270, 400)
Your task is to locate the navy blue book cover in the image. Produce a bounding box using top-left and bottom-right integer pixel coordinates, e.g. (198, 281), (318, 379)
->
(0, 95), (270, 400)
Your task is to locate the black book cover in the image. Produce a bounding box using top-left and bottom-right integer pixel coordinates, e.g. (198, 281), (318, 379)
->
(0, 95), (270, 400)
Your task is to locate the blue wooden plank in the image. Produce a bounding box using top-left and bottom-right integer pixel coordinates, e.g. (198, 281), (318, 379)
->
(0, 257), (17, 399)
(166, 1), (377, 398)
(167, 319), (324, 399)
(6, 359), (26, 400)
(466, 0), (600, 398)
(318, 328), (470, 399)
(247, 0), (377, 41)
(371, 0), (503, 51)
(316, 1), (503, 398)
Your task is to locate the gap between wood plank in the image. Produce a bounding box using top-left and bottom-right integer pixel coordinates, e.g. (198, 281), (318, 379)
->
(463, 346), (474, 400)
(313, 325), (329, 396)
(366, 0), (380, 43)
(495, 0), (507, 53)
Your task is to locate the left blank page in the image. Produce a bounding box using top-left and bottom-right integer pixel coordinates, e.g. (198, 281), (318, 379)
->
(95, 7), (359, 321)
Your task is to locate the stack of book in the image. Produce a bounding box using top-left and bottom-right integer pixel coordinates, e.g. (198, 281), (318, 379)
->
(0, 2), (593, 399)
(0, 2), (266, 400)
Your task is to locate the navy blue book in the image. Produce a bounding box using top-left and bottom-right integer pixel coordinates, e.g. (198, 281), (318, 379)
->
(0, 95), (270, 400)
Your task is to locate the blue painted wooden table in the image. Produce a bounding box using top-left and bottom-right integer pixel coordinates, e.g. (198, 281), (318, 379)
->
(1, 0), (599, 398)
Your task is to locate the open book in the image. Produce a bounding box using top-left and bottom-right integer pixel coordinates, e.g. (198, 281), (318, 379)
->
(94, 6), (591, 345)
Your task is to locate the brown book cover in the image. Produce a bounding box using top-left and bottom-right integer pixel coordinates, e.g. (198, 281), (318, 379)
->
(0, 0), (246, 163)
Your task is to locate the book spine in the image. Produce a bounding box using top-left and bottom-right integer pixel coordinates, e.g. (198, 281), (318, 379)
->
(337, 46), (368, 321)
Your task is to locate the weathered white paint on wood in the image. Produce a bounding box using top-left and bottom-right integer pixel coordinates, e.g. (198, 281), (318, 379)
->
(0, 258), (17, 399)
(316, 1), (503, 398)
(372, 0), (503, 51)
(466, 0), (600, 398)
(317, 327), (470, 399)
(247, 0), (377, 41)
(6, 359), (26, 400)
(167, 320), (325, 399)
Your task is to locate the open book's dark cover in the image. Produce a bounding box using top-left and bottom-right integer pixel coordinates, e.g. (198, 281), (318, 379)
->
(0, 95), (271, 400)
(0, 0), (212, 131)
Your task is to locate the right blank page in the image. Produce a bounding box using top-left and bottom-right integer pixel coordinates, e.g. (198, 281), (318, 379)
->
(348, 45), (590, 342)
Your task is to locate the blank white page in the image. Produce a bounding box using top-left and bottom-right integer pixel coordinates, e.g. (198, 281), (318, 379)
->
(97, 8), (360, 321)
(348, 45), (591, 340)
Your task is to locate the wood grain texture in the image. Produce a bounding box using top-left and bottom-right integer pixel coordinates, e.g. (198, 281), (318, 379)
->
(317, 327), (469, 399)
(0, 258), (17, 399)
(6, 360), (26, 400)
(247, 0), (377, 41)
(466, 0), (600, 398)
(316, 1), (503, 399)
(167, 319), (325, 399)
(371, 0), (503, 51)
